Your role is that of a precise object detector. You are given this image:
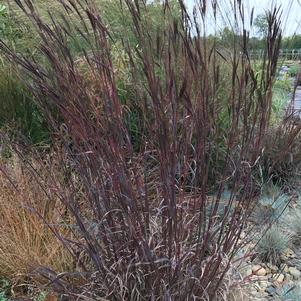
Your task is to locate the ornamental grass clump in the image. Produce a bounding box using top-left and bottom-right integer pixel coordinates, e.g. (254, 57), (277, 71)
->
(1, 0), (297, 300)
(257, 226), (290, 265)
(252, 190), (290, 224)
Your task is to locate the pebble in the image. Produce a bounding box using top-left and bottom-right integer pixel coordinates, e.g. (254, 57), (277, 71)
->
(252, 264), (267, 276)
(273, 273), (284, 284)
(288, 266), (301, 279)
(252, 265), (261, 271)
(266, 285), (276, 296)
(280, 263), (289, 273)
(256, 268), (267, 276)
(266, 263), (278, 273)
(259, 280), (270, 289)
(284, 248), (295, 258)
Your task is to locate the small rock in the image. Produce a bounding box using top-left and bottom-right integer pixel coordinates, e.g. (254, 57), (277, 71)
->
(284, 248), (295, 258)
(280, 263), (289, 273)
(266, 285), (276, 296)
(267, 263), (278, 273)
(288, 267), (301, 279)
(252, 264), (267, 276)
(273, 273), (285, 284)
(256, 267), (267, 276)
(259, 280), (271, 289)
(252, 264), (261, 271)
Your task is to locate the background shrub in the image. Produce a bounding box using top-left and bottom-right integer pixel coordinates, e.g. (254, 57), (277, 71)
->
(0, 66), (49, 145)
(260, 124), (301, 186)
(289, 65), (299, 77)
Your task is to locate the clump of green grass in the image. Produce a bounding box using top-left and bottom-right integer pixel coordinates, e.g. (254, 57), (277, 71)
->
(288, 65), (299, 77)
(256, 226), (290, 265)
(0, 67), (49, 145)
(0, 279), (9, 301)
(271, 87), (290, 124)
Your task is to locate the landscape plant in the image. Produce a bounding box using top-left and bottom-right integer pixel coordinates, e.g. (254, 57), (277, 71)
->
(0, 153), (72, 292)
(256, 225), (290, 265)
(0, 65), (49, 145)
(260, 124), (301, 186)
(252, 190), (290, 224)
(0, 0), (299, 300)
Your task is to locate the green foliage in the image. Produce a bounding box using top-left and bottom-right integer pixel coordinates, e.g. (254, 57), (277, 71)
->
(0, 67), (49, 145)
(254, 14), (268, 37)
(35, 291), (47, 301)
(271, 85), (290, 124)
(282, 35), (301, 50)
(0, 3), (33, 52)
(288, 65), (299, 77)
(86, 0), (181, 47)
(257, 226), (290, 265)
(0, 292), (7, 301)
(274, 79), (292, 93)
(0, 4), (12, 40)
(0, 279), (10, 301)
(218, 27), (236, 47)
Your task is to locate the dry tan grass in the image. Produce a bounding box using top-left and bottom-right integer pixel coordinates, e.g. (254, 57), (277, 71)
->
(0, 154), (72, 287)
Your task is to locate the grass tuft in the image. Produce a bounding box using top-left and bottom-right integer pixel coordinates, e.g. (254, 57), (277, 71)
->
(256, 226), (290, 265)
(0, 154), (72, 294)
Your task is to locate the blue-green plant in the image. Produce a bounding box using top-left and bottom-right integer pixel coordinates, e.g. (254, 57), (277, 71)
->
(276, 283), (301, 301)
(256, 226), (290, 265)
(0, 292), (7, 301)
(0, 279), (9, 301)
(253, 189), (290, 224)
(35, 291), (47, 301)
(286, 207), (301, 245)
